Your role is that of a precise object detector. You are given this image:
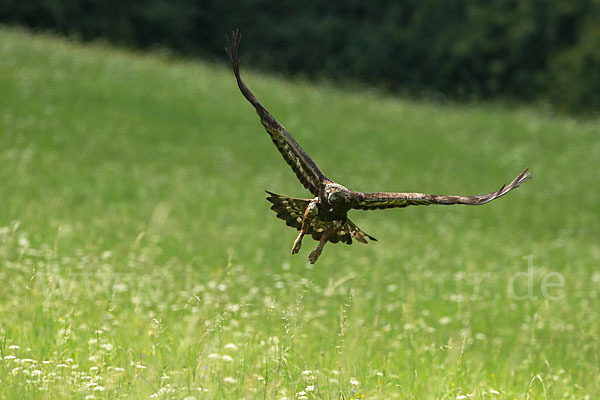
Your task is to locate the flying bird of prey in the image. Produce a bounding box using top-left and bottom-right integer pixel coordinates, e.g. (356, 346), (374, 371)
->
(225, 30), (531, 264)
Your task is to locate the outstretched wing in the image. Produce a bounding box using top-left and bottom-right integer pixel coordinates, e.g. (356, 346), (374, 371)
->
(353, 168), (531, 210)
(226, 30), (330, 197)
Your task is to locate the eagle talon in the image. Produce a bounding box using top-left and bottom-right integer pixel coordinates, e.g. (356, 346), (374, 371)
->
(291, 234), (303, 254)
(308, 230), (329, 264)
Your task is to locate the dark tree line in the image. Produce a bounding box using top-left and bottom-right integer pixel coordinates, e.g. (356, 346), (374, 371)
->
(2, 0), (599, 112)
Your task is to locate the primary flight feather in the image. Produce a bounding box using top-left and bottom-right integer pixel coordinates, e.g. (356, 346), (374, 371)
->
(225, 30), (532, 264)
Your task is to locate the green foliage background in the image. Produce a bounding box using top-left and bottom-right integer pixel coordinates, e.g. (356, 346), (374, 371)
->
(1, 0), (599, 112)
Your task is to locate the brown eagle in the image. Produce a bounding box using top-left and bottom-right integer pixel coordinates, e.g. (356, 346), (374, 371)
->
(225, 31), (531, 264)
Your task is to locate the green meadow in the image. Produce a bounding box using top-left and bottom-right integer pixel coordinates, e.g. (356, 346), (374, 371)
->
(1, 27), (599, 399)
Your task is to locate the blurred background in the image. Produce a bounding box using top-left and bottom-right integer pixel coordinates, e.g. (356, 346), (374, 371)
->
(1, 0), (599, 114)
(1, 2), (600, 398)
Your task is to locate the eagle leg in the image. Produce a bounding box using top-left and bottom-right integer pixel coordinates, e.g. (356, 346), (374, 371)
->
(292, 197), (319, 254)
(292, 197), (318, 254)
(291, 232), (304, 254)
(308, 229), (330, 264)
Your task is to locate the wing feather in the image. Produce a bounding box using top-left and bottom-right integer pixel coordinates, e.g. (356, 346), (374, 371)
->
(226, 30), (329, 196)
(354, 168), (532, 210)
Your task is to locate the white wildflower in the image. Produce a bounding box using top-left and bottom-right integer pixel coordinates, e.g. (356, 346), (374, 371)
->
(301, 370), (312, 376)
(489, 389), (500, 395)
(113, 282), (128, 292)
(135, 364), (146, 369)
(93, 386), (105, 392)
(224, 376), (236, 384)
(224, 343), (238, 350)
(208, 353), (220, 359)
(305, 384), (316, 392)
(349, 378), (360, 386)
(31, 369), (42, 376)
(222, 355), (234, 362)
(3, 355), (16, 360)
(8, 345), (20, 350)
(227, 304), (240, 312)
(439, 316), (452, 325)
(150, 385), (176, 398)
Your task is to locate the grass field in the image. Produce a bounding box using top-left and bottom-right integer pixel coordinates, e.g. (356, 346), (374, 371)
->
(1, 27), (599, 399)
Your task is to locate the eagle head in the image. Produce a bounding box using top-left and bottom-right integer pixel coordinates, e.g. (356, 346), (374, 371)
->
(325, 184), (352, 208)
